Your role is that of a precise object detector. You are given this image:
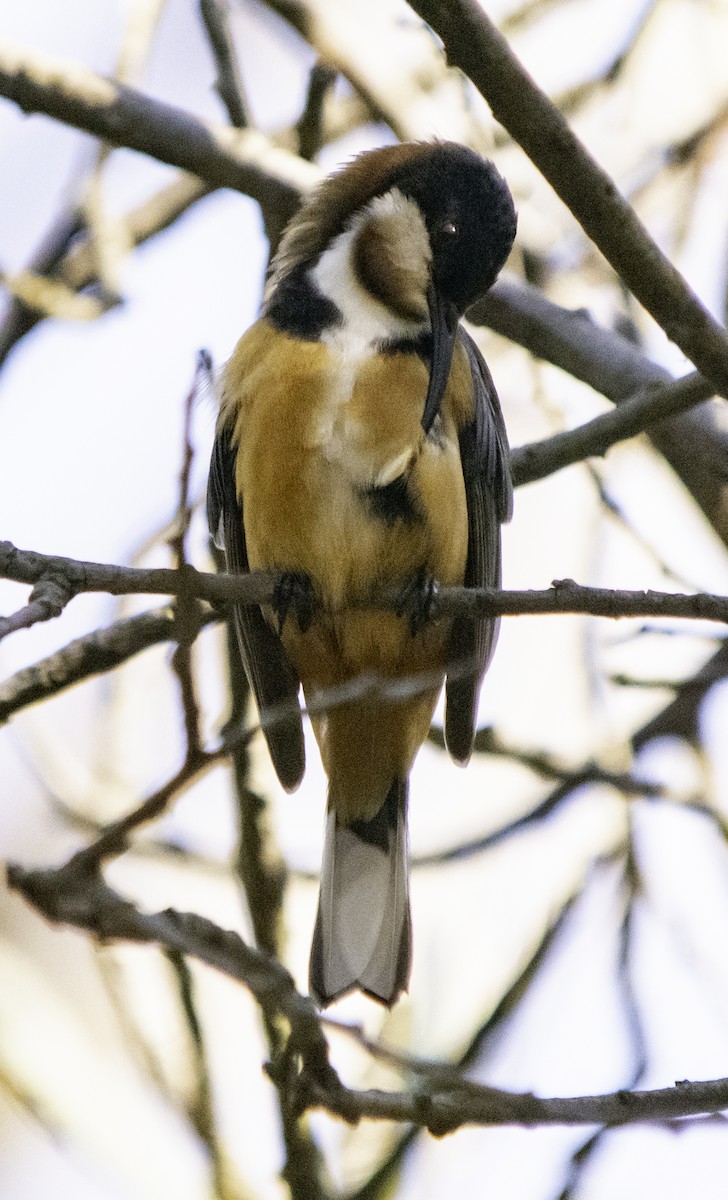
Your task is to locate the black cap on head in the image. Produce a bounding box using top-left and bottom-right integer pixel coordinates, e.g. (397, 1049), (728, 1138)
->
(390, 143), (517, 313)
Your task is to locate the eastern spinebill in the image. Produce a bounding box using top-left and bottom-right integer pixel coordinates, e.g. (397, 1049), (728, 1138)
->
(207, 141), (516, 1008)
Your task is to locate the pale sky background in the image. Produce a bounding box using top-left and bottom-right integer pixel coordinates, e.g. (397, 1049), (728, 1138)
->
(3, 1), (728, 1198)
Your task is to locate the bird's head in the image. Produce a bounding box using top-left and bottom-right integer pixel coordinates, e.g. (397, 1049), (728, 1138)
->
(266, 141), (517, 431)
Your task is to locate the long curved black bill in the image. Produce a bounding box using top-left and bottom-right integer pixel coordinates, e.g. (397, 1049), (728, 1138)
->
(422, 285), (459, 434)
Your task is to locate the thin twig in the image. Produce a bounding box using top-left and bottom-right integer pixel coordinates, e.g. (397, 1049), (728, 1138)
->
(165, 948), (232, 1199)
(556, 835), (646, 1199)
(167, 353), (209, 759)
(199, 0), (250, 128)
(429, 724), (670, 798)
(4, 542), (728, 631)
(0, 605), (217, 724)
(511, 370), (714, 486)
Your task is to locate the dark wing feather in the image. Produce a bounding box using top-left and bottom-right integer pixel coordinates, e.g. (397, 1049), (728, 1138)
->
(207, 427), (305, 791)
(444, 328), (512, 764)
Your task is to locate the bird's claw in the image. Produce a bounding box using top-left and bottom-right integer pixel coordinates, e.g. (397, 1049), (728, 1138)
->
(397, 567), (439, 636)
(273, 570), (317, 634)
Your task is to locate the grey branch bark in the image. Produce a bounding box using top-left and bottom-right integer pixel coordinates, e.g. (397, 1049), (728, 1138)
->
(8, 856), (728, 1133)
(0, 605), (209, 722)
(474, 277), (728, 548)
(0, 41), (317, 220)
(511, 369), (714, 486)
(3, 542), (728, 637)
(408, 0), (728, 399)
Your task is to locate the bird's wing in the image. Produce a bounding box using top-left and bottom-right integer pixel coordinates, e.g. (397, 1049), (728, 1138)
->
(207, 425), (305, 791)
(444, 327), (512, 764)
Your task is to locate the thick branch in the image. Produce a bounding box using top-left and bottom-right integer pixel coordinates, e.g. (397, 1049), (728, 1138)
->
(409, 0), (728, 398)
(6, 858), (340, 1098)
(472, 278), (674, 403)
(8, 856), (728, 1132)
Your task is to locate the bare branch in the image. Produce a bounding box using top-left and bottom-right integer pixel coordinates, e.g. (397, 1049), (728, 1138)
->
(512, 369), (714, 487)
(0, 574), (73, 639)
(473, 276), (728, 547)
(0, 267), (107, 320)
(264, 0), (490, 146)
(634, 640), (728, 752)
(296, 61), (338, 161)
(164, 948), (233, 1199)
(167, 353), (210, 760)
(3, 541), (728, 634)
(70, 758), (215, 870)
(0, 41), (318, 214)
(0, 174), (210, 365)
(301, 1071), (728, 1133)
(6, 858), (342, 1099)
(78, 1), (167, 304)
(472, 276), (678, 403)
(0, 606), (217, 724)
(9, 854), (728, 1132)
(409, 0), (728, 398)
(0, 209), (84, 365)
(199, 0), (250, 128)
(429, 725), (671, 799)
(66, 174), (210, 289)
(0, 538), (276, 615)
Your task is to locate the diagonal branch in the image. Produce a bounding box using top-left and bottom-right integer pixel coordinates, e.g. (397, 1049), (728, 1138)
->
(511, 369), (713, 486)
(199, 0), (250, 129)
(0, 605), (215, 724)
(472, 276), (728, 547)
(8, 854), (728, 1133)
(6, 858), (341, 1098)
(0, 41), (318, 216)
(408, 0), (728, 398)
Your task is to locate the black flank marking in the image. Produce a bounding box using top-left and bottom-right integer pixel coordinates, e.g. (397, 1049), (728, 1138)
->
(366, 473), (421, 525)
(349, 779), (401, 851)
(265, 265), (342, 340)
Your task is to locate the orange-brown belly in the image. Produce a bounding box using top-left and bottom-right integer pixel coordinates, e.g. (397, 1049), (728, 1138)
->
(223, 321), (470, 818)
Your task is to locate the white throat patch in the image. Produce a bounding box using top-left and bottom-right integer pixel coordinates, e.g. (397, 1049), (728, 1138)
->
(311, 189), (430, 357)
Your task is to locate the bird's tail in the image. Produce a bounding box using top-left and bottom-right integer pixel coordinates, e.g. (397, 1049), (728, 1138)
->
(309, 778), (411, 1008)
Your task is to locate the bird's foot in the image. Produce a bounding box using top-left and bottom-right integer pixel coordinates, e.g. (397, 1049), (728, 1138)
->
(272, 570), (317, 634)
(396, 567), (439, 636)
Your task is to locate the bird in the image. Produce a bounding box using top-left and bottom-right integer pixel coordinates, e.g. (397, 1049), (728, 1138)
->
(207, 140), (516, 1008)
